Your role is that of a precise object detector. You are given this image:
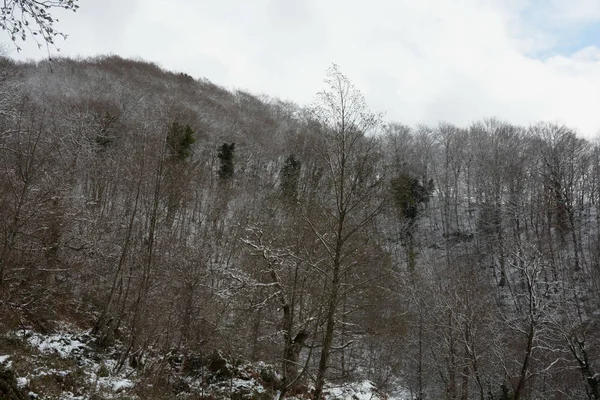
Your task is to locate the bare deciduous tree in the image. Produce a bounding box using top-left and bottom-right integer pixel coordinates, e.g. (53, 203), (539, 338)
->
(307, 64), (385, 400)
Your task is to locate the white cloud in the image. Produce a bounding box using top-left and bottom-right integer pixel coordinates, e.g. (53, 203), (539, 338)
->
(3, 0), (600, 137)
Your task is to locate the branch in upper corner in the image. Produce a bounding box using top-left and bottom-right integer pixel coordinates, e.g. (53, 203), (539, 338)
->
(0, 0), (79, 53)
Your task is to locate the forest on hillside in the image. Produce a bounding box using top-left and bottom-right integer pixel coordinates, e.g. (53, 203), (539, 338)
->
(0, 55), (599, 399)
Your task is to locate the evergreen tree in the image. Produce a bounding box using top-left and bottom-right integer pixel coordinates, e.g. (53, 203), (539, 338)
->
(391, 173), (433, 223)
(217, 142), (235, 180)
(280, 154), (301, 202)
(167, 122), (195, 161)
(390, 173), (433, 271)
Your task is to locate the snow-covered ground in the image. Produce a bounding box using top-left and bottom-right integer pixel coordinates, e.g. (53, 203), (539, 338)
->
(0, 328), (411, 399)
(324, 380), (412, 400)
(1, 329), (137, 399)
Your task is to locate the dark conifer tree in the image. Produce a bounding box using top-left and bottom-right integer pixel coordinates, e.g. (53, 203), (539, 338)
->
(391, 173), (433, 223)
(280, 154), (301, 202)
(167, 122), (195, 161)
(390, 173), (433, 271)
(218, 142), (235, 180)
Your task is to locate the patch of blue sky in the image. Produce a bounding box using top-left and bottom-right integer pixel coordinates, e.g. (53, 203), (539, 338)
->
(518, 1), (600, 58)
(547, 22), (600, 55)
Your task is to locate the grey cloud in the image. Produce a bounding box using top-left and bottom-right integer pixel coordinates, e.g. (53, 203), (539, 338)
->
(2, 0), (599, 137)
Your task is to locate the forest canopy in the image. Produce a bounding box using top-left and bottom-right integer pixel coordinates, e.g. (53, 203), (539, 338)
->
(0, 55), (599, 399)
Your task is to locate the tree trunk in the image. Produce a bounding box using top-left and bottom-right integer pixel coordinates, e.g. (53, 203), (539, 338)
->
(513, 322), (534, 400)
(314, 260), (341, 400)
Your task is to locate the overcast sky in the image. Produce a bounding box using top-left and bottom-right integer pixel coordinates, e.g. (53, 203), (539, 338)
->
(3, 0), (600, 137)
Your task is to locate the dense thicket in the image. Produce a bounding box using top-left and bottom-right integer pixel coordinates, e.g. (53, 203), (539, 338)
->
(0, 55), (599, 399)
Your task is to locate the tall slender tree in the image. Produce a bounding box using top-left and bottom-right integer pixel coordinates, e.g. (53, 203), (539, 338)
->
(308, 64), (385, 400)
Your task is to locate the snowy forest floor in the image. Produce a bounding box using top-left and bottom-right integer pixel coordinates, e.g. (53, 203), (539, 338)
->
(0, 326), (411, 399)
